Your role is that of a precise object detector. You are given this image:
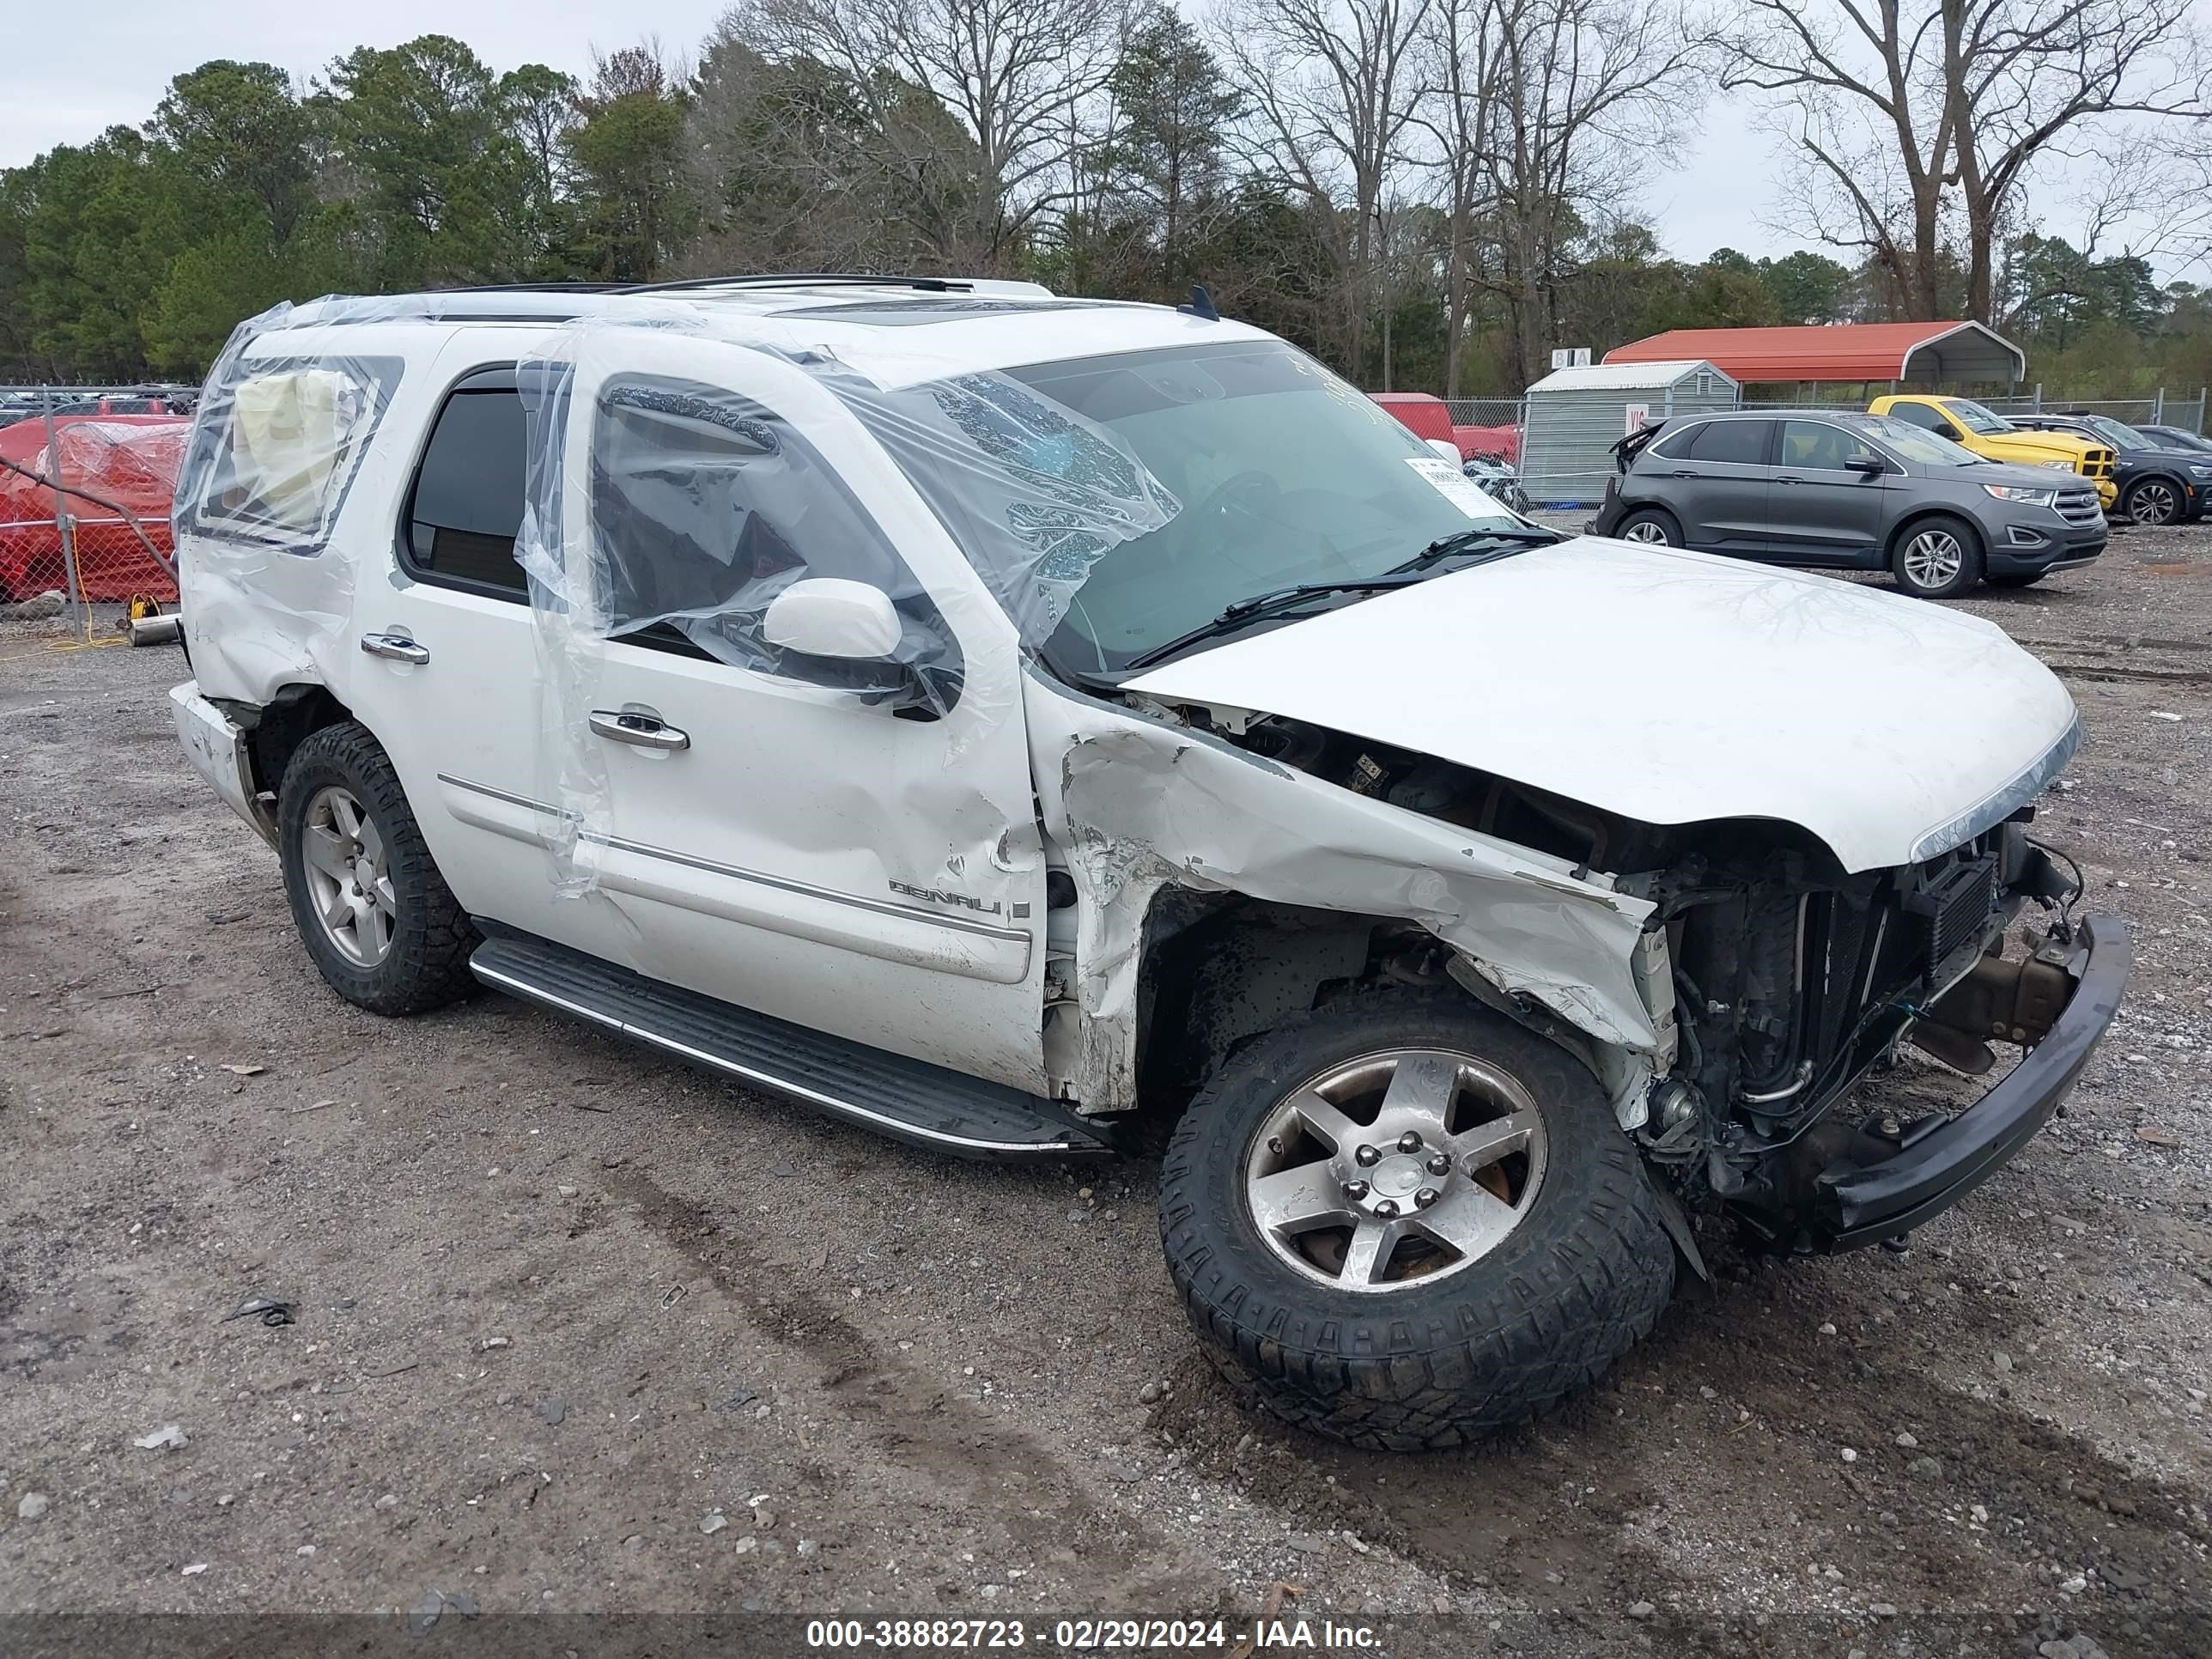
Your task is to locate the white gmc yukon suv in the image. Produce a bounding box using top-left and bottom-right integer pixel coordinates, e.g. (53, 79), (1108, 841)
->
(170, 276), (2126, 1449)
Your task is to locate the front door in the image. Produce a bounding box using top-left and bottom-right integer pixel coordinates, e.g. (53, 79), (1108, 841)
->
(1765, 419), (1896, 564)
(534, 332), (1049, 1094)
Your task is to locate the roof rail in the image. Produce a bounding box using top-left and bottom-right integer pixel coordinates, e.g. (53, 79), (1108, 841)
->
(615, 273), (978, 295)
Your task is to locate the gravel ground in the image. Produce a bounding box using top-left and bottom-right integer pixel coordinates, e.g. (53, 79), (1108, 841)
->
(2, 528), (2209, 1659)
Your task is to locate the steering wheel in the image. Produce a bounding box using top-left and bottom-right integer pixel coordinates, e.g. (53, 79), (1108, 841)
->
(1191, 469), (1281, 523)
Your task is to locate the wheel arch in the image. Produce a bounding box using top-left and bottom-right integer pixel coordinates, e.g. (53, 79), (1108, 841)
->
(1885, 506), (1986, 563)
(216, 682), (358, 803)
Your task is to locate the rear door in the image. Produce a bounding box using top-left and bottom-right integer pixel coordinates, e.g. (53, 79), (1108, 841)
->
(1765, 420), (1896, 564)
(1660, 418), (1775, 550)
(343, 338), (649, 973)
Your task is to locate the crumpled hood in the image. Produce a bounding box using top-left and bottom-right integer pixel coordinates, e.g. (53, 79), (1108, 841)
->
(1123, 537), (2078, 873)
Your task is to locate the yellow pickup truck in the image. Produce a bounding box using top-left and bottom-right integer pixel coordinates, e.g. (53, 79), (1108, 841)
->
(1869, 394), (2118, 510)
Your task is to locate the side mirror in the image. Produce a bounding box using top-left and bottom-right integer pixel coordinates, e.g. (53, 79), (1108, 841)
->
(1426, 438), (1463, 465)
(761, 578), (902, 659)
(1845, 455), (1887, 476)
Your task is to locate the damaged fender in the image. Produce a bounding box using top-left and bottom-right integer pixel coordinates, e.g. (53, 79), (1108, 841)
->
(1027, 678), (1661, 1119)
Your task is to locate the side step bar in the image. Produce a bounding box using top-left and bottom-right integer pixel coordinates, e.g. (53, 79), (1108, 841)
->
(468, 932), (1111, 1159)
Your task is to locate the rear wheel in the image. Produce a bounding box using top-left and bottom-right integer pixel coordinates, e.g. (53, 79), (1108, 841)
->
(1613, 508), (1680, 547)
(2124, 477), (2182, 526)
(1889, 514), (1984, 599)
(1158, 989), (1676, 1449)
(277, 722), (477, 1016)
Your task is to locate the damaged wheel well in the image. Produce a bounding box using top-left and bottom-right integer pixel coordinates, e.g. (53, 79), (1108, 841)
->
(217, 684), (354, 802)
(1133, 893), (1431, 1116)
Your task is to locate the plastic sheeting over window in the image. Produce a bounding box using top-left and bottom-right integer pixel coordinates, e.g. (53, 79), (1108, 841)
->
(509, 313), (1180, 900)
(574, 376), (967, 714)
(173, 295), (431, 704)
(797, 362), (1180, 647)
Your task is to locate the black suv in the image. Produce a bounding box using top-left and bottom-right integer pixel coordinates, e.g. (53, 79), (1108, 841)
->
(2009, 412), (2211, 526)
(1590, 410), (2108, 598)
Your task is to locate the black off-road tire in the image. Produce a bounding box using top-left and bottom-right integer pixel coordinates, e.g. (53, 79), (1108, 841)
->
(277, 721), (477, 1016)
(1158, 990), (1676, 1450)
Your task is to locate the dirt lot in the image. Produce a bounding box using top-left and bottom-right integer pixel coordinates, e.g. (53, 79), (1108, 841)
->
(3, 526), (2209, 1659)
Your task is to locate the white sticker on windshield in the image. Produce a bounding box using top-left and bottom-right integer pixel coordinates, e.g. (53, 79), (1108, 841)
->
(1406, 455), (1505, 519)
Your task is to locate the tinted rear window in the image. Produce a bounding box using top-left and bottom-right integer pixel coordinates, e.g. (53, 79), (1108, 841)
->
(1684, 420), (1771, 465)
(404, 384), (528, 594)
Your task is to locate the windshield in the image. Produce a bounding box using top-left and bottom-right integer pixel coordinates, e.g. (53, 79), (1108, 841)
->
(1945, 398), (2014, 435)
(2082, 414), (2148, 449)
(1857, 416), (1985, 467)
(893, 341), (1528, 674)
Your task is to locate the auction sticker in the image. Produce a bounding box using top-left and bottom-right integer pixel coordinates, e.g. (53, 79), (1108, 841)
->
(1404, 455), (1504, 518)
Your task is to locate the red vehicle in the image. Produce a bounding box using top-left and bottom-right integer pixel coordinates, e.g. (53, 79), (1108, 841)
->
(1369, 392), (1522, 464)
(0, 414), (186, 602)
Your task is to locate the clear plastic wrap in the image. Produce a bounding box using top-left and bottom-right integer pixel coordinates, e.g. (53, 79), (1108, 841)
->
(510, 311), (1181, 898)
(173, 295), (435, 704)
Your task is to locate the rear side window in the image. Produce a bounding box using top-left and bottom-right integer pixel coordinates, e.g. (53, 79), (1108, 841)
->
(1683, 420), (1772, 465)
(178, 355), (400, 553)
(401, 370), (528, 597)
(1647, 422), (1701, 459)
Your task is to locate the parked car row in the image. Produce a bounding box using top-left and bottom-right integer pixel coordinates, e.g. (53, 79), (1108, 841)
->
(2008, 410), (2211, 526)
(1590, 409), (2111, 598)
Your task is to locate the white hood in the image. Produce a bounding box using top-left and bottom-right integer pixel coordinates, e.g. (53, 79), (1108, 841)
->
(1122, 537), (2078, 873)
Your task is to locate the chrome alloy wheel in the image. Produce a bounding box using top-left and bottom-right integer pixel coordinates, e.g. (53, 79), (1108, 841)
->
(301, 785), (395, 967)
(2128, 480), (2179, 525)
(1620, 520), (1671, 544)
(1901, 527), (1965, 588)
(1243, 1049), (1548, 1292)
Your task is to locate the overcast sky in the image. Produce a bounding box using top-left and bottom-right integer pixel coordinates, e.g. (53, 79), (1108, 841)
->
(0, 0), (2171, 277)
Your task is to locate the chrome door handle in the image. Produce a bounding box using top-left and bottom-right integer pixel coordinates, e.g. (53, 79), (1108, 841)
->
(589, 709), (690, 751)
(360, 632), (430, 665)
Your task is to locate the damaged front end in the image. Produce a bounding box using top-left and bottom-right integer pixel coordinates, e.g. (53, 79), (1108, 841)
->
(1046, 688), (2125, 1256)
(1617, 815), (2126, 1252)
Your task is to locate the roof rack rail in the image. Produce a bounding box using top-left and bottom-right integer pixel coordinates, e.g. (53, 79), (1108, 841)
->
(615, 273), (978, 295)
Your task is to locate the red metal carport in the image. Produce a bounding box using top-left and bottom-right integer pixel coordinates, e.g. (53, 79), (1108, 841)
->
(1604, 321), (2025, 389)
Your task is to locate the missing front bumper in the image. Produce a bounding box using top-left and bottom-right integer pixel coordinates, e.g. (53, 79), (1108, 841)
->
(1809, 915), (2129, 1251)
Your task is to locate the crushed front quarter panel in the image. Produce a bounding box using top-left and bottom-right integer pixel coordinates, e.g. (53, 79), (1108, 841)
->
(1025, 676), (1659, 1116)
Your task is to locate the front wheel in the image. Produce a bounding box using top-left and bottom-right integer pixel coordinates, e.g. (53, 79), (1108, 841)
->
(1890, 515), (1984, 599)
(1158, 990), (1676, 1449)
(2124, 478), (2181, 526)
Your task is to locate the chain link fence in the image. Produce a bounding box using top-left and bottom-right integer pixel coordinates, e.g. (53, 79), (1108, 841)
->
(1979, 388), (2206, 434)
(0, 386), (194, 647)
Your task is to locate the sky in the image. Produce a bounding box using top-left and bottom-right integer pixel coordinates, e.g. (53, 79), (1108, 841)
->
(0, 0), (2181, 277)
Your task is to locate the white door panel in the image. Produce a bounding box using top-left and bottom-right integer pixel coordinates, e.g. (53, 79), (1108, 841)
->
(545, 334), (1049, 1093)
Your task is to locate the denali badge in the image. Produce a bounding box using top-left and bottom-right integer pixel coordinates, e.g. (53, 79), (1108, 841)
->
(888, 879), (1004, 917)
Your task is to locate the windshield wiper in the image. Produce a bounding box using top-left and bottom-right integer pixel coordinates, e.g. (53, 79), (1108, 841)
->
(1390, 525), (1559, 574)
(1123, 577), (1423, 670)
(1122, 528), (1561, 673)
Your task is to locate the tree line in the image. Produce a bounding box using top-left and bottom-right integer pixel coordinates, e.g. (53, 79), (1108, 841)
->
(3, 0), (2209, 397)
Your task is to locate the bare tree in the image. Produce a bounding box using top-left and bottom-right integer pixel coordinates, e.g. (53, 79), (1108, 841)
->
(1459, 0), (1704, 388)
(1717, 0), (2209, 321)
(1215, 0), (1432, 376)
(1414, 0), (1504, 397)
(732, 0), (1127, 270)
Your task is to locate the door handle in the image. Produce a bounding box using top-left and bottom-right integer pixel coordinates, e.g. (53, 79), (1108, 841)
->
(589, 709), (690, 751)
(360, 632), (430, 665)
(1775, 475), (1802, 485)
